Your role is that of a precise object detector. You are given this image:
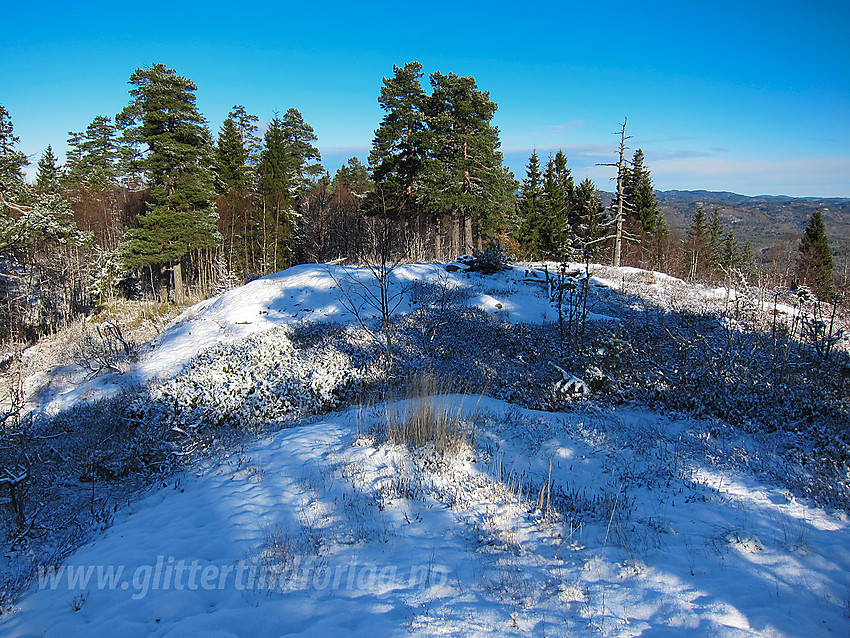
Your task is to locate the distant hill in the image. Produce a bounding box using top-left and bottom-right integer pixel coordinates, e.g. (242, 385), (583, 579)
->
(652, 190), (850, 261)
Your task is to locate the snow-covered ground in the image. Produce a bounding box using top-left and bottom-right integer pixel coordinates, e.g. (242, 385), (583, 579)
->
(2, 263), (849, 636)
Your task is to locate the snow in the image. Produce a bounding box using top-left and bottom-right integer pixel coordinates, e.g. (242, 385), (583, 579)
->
(4, 260), (850, 636)
(5, 400), (849, 636)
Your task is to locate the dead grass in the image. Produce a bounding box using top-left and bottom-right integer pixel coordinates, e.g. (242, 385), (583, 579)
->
(385, 372), (471, 456)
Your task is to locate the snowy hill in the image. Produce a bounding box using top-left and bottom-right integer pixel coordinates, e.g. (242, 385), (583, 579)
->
(2, 262), (849, 637)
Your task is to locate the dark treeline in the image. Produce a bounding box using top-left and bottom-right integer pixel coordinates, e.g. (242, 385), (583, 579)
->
(0, 62), (840, 343)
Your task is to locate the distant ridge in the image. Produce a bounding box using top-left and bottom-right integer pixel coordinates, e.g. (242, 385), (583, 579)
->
(656, 189), (850, 205)
(649, 190), (850, 257)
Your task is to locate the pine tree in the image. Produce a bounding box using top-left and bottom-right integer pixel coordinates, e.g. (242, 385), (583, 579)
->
(0, 105), (28, 189)
(332, 157), (372, 195)
(36, 146), (61, 194)
(796, 209), (834, 297)
(368, 61), (429, 220)
(117, 63), (219, 302)
(422, 71), (510, 255)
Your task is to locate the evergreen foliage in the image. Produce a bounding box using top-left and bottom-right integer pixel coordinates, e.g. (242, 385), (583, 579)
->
(0, 105), (29, 187)
(684, 205), (710, 279)
(36, 146), (61, 193)
(368, 62), (429, 219)
(469, 238), (511, 274)
(539, 150), (574, 260)
(117, 64), (220, 299)
(422, 71), (511, 251)
(515, 150), (544, 256)
(64, 116), (124, 190)
(214, 105), (259, 194)
(573, 177), (606, 261)
(796, 209), (834, 297)
(624, 149), (659, 234)
(257, 109), (322, 272)
(332, 157), (372, 195)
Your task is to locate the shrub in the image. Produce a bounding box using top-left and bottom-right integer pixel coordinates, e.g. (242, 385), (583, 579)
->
(469, 239), (511, 274)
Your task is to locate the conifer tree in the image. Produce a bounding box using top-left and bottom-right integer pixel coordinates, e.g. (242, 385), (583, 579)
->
(540, 150), (574, 260)
(719, 231), (739, 271)
(708, 206), (724, 272)
(740, 241), (756, 280)
(422, 71), (509, 255)
(117, 63), (219, 302)
(623, 148), (667, 268)
(214, 105), (260, 278)
(685, 205), (710, 279)
(796, 209), (834, 297)
(65, 116), (124, 190)
(515, 150), (544, 256)
(0, 105), (91, 339)
(257, 109), (322, 273)
(624, 149), (660, 234)
(573, 177), (605, 261)
(368, 62), (429, 220)
(0, 105), (28, 189)
(332, 157), (372, 195)
(36, 146), (61, 194)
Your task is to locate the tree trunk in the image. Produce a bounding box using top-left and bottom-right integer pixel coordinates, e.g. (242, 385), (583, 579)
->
(172, 260), (185, 304)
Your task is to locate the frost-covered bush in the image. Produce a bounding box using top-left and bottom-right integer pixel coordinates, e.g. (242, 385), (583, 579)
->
(130, 326), (362, 435)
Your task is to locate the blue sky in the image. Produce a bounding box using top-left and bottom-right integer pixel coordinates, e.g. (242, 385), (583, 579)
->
(2, 0), (848, 197)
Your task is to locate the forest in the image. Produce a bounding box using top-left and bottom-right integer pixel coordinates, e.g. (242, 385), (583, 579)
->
(0, 61), (842, 345)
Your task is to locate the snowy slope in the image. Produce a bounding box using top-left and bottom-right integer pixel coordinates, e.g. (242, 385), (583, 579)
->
(4, 262), (850, 636)
(5, 400), (849, 636)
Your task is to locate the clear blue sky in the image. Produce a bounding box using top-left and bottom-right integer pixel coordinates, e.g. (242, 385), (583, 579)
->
(2, 0), (848, 197)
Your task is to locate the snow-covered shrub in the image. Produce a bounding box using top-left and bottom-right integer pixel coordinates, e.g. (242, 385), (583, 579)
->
(130, 326), (362, 436)
(469, 239), (511, 274)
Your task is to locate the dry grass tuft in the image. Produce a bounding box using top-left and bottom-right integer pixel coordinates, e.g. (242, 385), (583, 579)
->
(385, 372), (470, 455)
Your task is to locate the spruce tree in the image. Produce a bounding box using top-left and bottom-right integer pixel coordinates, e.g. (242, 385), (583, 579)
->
(117, 63), (219, 301)
(708, 206), (724, 273)
(257, 109), (322, 273)
(0, 105), (28, 188)
(624, 149), (659, 234)
(36, 146), (61, 193)
(515, 150), (544, 257)
(796, 209), (834, 297)
(214, 105), (260, 278)
(685, 205), (710, 279)
(214, 105), (259, 194)
(573, 177), (605, 261)
(623, 148), (667, 268)
(719, 231), (739, 271)
(540, 150), (574, 260)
